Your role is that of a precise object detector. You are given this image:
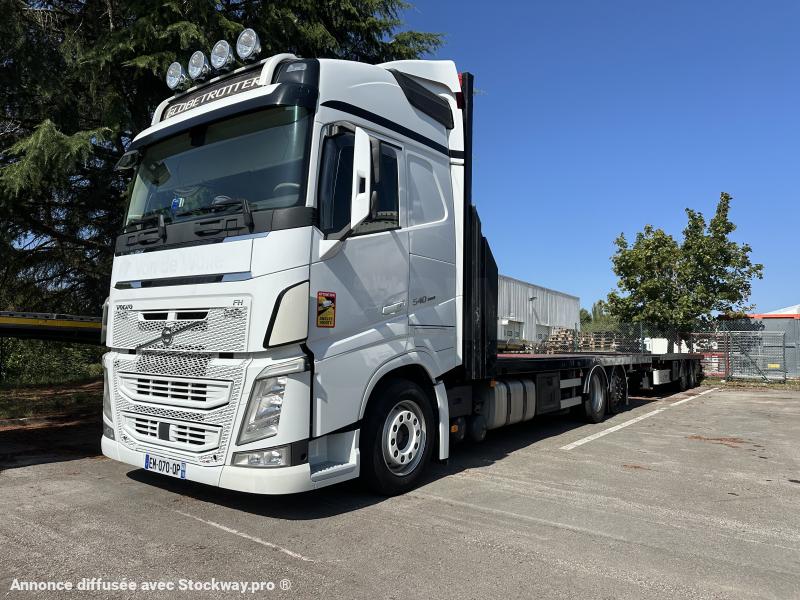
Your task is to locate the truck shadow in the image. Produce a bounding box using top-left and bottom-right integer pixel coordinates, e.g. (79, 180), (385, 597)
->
(0, 416), (102, 471)
(125, 391), (671, 520)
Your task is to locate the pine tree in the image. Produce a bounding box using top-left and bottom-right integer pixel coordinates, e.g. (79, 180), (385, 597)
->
(0, 0), (441, 313)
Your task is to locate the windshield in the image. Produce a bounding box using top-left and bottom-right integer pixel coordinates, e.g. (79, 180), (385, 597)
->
(125, 106), (310, 229)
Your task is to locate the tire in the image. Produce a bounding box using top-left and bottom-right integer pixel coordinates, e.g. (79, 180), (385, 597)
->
(608, 369), (628, 415)
(583, 371), (607, 423)
(628, 374), (642, 395)
(360, 378), (435, 496)
(690, 362), (699, 388)
(677, 362), (689, 392)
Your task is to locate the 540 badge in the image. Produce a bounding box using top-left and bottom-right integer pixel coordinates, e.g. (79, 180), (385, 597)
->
(316, 291), (336, 328)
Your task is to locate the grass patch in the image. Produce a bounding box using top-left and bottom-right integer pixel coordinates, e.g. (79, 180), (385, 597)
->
(699, 376), (800, 391)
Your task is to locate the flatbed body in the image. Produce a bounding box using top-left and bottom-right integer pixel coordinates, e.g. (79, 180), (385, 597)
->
(496, 352), (701, 373)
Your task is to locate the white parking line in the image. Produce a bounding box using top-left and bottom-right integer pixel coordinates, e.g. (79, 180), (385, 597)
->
(174, 510), (316, 562)
(559, 387), (719, 451)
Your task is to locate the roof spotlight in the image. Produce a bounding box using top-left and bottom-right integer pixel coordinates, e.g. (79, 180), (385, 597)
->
(165, 62), (188, 90)
(211, 40), (235, 71)
(236, 28), (261, 61)
(187, 50), (211, 80)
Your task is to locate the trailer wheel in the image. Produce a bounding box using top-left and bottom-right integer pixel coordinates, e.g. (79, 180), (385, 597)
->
(677, 362), (689, 392)
(583, 371), (607, 423)
(360, 378), (434, 496)
(608, 369), (628, 415)
(688, 362), (698, 388)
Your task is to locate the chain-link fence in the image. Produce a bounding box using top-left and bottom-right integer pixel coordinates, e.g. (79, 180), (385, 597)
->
(691, 326), (788, 382)
(498, 318), (791, 383)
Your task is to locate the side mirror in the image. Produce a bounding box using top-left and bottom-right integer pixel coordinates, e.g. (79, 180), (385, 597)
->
(319, 127), (373, 261)
(349, 127), (372, 230)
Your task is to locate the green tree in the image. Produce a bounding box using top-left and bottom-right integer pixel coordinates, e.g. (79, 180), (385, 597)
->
(579, 308), (592, 327)
(0, 0), (441, 314)
(607, 192), (763, 331)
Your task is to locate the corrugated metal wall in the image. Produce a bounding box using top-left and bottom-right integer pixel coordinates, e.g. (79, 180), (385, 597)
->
(497, 275), (580, 342)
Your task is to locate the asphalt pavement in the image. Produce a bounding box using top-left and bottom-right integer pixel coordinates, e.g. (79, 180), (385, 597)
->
(1, 385), (798, 599)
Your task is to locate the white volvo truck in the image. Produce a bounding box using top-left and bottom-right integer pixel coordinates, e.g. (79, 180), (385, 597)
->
(101, 31), (701, 495)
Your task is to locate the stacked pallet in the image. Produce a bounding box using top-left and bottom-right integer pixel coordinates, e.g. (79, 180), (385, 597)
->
(543, 329), (642, 354)
(544, 328), (576, 354)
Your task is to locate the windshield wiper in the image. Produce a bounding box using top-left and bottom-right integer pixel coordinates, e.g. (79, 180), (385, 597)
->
(211, 196), (254, 231)
(124, 212), (161, 231)
(123, 213), (167, 244)
(178, 196), (254, 233)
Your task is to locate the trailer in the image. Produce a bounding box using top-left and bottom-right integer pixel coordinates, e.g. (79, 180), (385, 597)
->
(100, 31), (701, 496)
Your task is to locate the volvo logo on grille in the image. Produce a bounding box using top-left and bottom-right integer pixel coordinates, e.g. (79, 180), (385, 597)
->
(136, 319), (203, 351)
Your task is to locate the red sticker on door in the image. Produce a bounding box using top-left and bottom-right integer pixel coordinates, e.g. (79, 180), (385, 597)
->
(316, 291), (336, 328)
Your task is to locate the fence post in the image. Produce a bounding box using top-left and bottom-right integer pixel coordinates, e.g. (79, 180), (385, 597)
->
(574, 323), (578, 352)
(639, 322), (644, 353)
(725, 328), (732, 379)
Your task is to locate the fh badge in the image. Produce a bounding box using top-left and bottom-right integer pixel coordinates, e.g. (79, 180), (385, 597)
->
(316, 292), (336, 328)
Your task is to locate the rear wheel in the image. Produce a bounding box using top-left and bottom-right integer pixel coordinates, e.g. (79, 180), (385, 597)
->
(688, 362), (698, 388)
(608, 369), (628, 414)
(583, 371), (607, 423)
(677, 362), (689, 392)
(360, 378), (434, 496)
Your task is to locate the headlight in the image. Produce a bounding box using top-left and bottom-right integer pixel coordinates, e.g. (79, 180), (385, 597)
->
(236, 28), (261, 61)
(210, 40), (234, 70)
(187, 50), (210, 80)
(102, 365), (113, 422)
(239, 376), (286, 444)
(165, 61), (187, 90)
(237, 357), (308, 445)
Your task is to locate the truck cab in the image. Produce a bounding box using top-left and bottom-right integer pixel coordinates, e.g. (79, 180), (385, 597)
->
(102, 40), (468, 495)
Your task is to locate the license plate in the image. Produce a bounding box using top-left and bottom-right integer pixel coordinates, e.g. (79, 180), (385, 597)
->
(144, 453), (186, 479)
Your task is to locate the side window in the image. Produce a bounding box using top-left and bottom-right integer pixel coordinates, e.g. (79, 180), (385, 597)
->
(317, 129), (400, 237)
(318, 132), (354, 235)
(355, 144), (399, 235)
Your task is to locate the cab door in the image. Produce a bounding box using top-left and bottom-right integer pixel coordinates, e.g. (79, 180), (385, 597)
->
(307, 128), (409, 436)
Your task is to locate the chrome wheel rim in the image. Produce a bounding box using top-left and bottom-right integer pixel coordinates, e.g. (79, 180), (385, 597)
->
(382, 399), (426, 477)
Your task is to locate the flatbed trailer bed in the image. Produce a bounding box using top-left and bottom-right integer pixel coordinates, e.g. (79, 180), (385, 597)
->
(495, 351), (702, 391)
(496, 352), (702, 373)
(445, 351), (704, 441)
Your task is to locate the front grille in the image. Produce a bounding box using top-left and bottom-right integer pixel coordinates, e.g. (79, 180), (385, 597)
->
(111, 306), (249, 353)
(113, 352), (248, 465)
(122, 413), (222, 453)
(118, 373), (231, 409)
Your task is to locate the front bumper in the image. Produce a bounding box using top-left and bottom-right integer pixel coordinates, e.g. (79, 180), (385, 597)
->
(102, 348), (319, 494)
(102, 348), (361, 495)
(102, 435), (317, 494)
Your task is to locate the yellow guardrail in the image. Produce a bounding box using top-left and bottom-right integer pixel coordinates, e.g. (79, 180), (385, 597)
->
(0, 312), (102, 344)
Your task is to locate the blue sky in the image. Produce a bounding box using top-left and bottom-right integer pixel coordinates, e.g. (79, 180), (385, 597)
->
(402, 0), (799, 313)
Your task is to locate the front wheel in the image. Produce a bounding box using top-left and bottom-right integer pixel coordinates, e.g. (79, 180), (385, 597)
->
(360, 378), (434, 496)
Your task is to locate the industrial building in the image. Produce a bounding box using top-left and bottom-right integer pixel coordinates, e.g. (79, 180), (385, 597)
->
(497, 275), (580, 345)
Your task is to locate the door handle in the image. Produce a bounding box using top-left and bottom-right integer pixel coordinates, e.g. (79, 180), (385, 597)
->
(382, 301), (405, 315)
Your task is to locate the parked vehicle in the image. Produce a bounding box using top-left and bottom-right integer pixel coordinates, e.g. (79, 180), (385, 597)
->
(101, 31), (701, 495)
